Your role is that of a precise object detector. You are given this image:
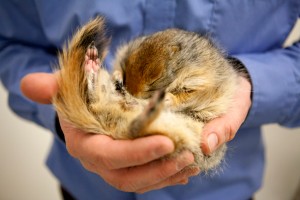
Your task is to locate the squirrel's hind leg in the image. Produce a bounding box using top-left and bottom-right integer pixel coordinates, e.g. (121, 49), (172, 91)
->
(85, 42), (101, 95)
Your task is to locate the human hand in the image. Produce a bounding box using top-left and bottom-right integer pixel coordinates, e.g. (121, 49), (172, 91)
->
(21, 72), (200, 193)
(201, 77), (252, 155)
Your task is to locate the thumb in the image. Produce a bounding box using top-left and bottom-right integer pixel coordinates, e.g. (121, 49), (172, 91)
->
(20, 72), (58, 104)
(201, 116), (235, 155)
(201, 77), (252, 155)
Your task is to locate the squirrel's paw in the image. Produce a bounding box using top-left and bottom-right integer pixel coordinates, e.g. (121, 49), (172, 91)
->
(85, 42), (100, 93)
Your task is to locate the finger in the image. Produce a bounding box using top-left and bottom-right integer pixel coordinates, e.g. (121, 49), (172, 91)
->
(101, 151), (195, 192)
(83, 134), (176, 169)
(136, 166), (200, 193)
(61, 118), (176, 170)
(20, 72), (58, 104)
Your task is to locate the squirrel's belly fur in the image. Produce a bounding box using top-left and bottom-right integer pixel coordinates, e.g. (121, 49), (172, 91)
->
(53, 17), (239, 172)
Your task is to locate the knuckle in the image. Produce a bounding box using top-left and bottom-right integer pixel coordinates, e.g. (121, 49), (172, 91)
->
(168, 174), (184, 185)
(136, 189), (147, 194)
(184, 167), (201, 177)
(154, 160), (177, 180)
(164, 172), (187, 186)
(124, 151), (143, 164)
(228, 130), (236, 141)
(80, 161), (95, 172)
(169, 176), (189, 186)
(113, 179), (137, 192)
(169, 167), (199, 185)
(154, 169), (170, 180)
(65, 142), (77, 157)
(179, 178), (189, 185)
(224, 124), (237, 142)
(95, 151), (116, 170)
(94, 169), (137, 192)
(228, 124), (238, 141)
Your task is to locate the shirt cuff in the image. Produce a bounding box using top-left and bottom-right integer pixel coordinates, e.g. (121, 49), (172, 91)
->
(235, 53), (297, 128)
(55, 113), (66, 143)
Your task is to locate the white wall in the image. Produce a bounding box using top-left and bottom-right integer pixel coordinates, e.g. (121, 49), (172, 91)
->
(256, 125), (300, 200)
(0, 85), (60, 200)
(0, 20), (299, 200)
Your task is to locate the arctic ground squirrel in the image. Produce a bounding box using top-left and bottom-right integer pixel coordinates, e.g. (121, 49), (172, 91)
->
(53, 17), (240, 171)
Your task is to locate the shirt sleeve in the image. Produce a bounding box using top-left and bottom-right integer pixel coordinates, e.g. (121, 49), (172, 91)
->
(235, 41), (300, 128)
(0, 1), (59, 135)
(0, 41), (57, 134)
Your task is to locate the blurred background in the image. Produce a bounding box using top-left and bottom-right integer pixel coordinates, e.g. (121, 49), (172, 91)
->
(0, 20), (299, 200)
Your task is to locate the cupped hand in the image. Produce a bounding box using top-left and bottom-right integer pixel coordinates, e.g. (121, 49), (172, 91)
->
(201, 77), (252, 155)
(21, 72), (200, 193)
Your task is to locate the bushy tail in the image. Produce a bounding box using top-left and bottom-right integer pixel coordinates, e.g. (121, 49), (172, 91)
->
(53, 17), (110, 134)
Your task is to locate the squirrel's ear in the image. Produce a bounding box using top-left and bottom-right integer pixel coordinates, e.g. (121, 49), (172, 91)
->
(169, 43), (182, 57)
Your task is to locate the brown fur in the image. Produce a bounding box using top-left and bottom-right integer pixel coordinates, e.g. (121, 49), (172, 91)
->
(53, 17), (239, 171)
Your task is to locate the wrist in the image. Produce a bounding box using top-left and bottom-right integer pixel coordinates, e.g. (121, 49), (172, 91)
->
(227, 56), (253, 100)
(227, 57), (251, 82)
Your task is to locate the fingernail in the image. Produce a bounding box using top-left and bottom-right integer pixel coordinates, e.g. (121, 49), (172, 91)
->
(208, 133), (218, 152)
(178, 179), (189, 185)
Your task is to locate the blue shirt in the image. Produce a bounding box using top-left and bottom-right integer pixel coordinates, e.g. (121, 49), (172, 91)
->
(1, 1), (300, 200)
